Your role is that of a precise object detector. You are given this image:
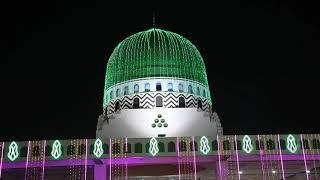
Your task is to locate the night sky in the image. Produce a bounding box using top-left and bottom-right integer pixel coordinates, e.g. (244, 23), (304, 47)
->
(1, 1), (318, 141)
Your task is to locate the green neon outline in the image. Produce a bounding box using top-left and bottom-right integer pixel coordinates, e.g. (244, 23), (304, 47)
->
(7, 141), (19, 161)
(200, 136), (210, 155)
(242, 135), (253, 154)
(93, 138), (104, 158)
(51, 140), (62, 159)
(149, 137), (159, 156)
(286, 134), (298, 153)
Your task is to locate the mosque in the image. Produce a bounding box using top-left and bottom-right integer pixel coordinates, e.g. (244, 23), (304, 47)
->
(0, 28), (319, 179)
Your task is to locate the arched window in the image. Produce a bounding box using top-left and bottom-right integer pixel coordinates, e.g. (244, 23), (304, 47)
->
(45, 145), (52, 156)
(116, 89), (120, 97)
(179, 141), (187, 152)
(156, 96), (163, 107)
(168, 142), (176, 152)
(156, 82), (162, 91)
(302, 139), (310, 149)
(178, 83), (184, 92)
(202, 89), (206, 97)
(196, 87), (200, 95)
(197, 100), (202, 109)
(134, 143), (142, 153)
(110, 91), (114, 100)
(103, 144), (109, 154)
(168, 83), (173, 92)
(123, 143), (131, 153)
(67, 145), (75, 155)
(234, 140), (241, 150)
(78, 144), (85, 155)
(124, 86), (129, 95)
(134, 84), (139, 93)
(20, 146), (28, 157)
(179, 97), (185, 108)
(188, 85), (193, 94)
(280, 139), (286, 150)
(158, 142), (165, 152)
(267, 139), (275, 150)
(223, 140), (230, 150)
(133, 98), (139, 109)
(115, 101), (120, 112)
(312, 139), (320, 149)
(144, 83), (150, 92)
(189, 141), (198, 151)
(212, 140), (218, 151)
(32, 146), (40, 157)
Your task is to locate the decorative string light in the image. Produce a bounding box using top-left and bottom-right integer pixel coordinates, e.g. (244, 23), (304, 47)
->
(242, 135), (253, 154)
(51, 140), (62, 159)
(200, 136), (210, 155)
(93, 138), (104, 158)
(149, 137), (159, 156)
(286, 134), (298, 153)
(7, 141), (19, 161)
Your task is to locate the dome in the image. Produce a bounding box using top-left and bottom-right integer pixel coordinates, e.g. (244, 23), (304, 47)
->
(103, 28), (211, 106)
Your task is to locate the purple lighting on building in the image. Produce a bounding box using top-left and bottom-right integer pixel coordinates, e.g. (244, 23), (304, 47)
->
(24, 141), (30, 180)
(277, 135), (286, 180)
(300, 134), (310, 180)
(257, 135), (266, 180)
(217, 135), (222, 180)
(234, 135), (241, 180)
(176, 137), (181, 180)
(41, 140), (46, 180)
(0, 142), (4, 179)
(84, 139), (88, 180)
(192, 136), (197, 180)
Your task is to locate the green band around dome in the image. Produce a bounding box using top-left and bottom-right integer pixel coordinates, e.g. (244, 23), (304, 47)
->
(105, 28), (209, 90)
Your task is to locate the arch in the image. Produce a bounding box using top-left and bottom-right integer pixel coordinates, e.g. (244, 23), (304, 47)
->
(110, 91), (114, 100)
(179, 141), (187, 152)
(124, 86), (129, 95)
(202, 89), (206, 97)
(179, 97), (186, 108)
(178, 83), (184, 92)
(156, 82), (162, 91)
(32, 146), (40, 157)
(223, 140), (230, 150)
(168, 142), (176, 152)
(280, 139), (286, 150)
(116, 89), (120, 97)
(158, 142), (165, 152)
(112, 143), (121, 154)
(167, 83), (173, 92)
(144, 83), (150, 92)
(123, 143), (131, 153)
(89, 144), (94, 154)
(189, 141), (198, 151)
(197, 100), (202, 109)
(115, 101), (120, 112)
(188, 85), (193, 94)
(196, 87), (200, 95)
(312, 139), (320, 149)
(133, 98), (139, 109)
(255, 140), (261, 150)
(266, 139), (275, 150)
(134, 84), (139, 93)
(234, 140), (241, 150)
(156, 96), (163, 107)
(134, 143), (142, 153)
(45, 145), (52, 156)
(103, 144), (109, 154)
(212, 140), (218, 151)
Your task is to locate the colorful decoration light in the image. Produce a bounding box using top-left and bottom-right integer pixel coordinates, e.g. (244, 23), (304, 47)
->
(7, 141), (19, 161)
(242, 135), (253, 153)
(149, 138), (159, 156)
(200, 136), (210, 155)
(287, 134), (298, 153)
(93, 138), (104, 158)
(51, 140), (62, 159)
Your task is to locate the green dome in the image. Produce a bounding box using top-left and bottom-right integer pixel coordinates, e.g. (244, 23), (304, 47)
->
(105, 28), (209, 89)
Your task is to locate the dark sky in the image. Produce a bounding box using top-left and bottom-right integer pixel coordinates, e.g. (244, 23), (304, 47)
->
(1, 1), (318, 141)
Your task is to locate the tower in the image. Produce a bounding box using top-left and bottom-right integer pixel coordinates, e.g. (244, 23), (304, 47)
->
(96, 28), (223, 139)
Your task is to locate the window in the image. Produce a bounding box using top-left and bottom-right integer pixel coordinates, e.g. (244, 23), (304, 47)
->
(116, 89), (120, 97)
(78, 144), (85, 155)
(302, 139), (310, 149)
(196, 87), (200, 95)
(179, 97), (185, 107)
(110, 91), (114, 99)
(168, 142), (176, 152)
(156, 82), (162, 91)
(133, 98), (139, 109)
(144, 83), (150, 92)
(223, 140), (230, 150)
(158, 142), (165, 152)
(156, 96), (163, 107)
(123, 143), (131, 153)
(179, 141), (187, 152)
(124, 86), (129, 95)
(202, 89), (206, 97)
(134, 143), (142, 153)
(112, 143), (120, 154)
(168, 83), (173, 92)
(188, 85), (193, 94)
(197, 100), (202, 109)
(189, 141), (198, 151)
(267, 139), (275, 150)
(134, 84), (139, 93)
(312, 139), (320, 149)
(178, 83), (184, 92)
(212, 140), (218, 151)
(115, 101), (120, 112)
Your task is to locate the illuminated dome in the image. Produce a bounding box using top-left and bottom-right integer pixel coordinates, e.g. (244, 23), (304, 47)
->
(103, 28), (211, 106)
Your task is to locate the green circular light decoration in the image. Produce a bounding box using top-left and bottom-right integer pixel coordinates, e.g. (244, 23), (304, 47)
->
(200, 136), (210, 155)
(149, 137), (159, 156)
(286, 134), (298, 153)
(103, 28), (211, 106)
(51, 140), (62, 159)
(7, 141), (19, 161)
(93, 138), (104, 158)
(242, 135), (253, 154)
